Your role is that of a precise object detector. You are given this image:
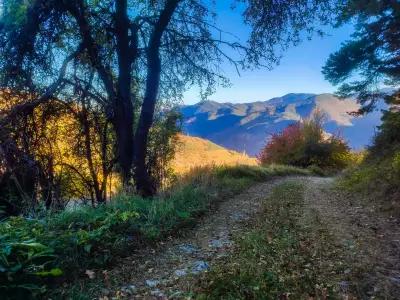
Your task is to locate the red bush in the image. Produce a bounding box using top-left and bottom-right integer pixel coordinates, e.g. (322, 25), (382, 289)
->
(258, 115), (351, 170)
(258, 123), (304, 165)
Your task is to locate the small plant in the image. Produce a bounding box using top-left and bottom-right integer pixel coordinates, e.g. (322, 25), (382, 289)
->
(0, 218), (62, 298)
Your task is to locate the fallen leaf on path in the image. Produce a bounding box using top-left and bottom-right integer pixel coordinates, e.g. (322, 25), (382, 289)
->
(85, 269), (95, 279)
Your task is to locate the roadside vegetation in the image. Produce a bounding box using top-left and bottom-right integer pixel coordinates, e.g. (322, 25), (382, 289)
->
(339, 109), (400, 214)
(0, 164), (311, 298)
(321, 0), (400, 215)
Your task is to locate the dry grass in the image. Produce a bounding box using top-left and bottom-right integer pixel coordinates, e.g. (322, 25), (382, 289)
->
(172, 134), (257, 174)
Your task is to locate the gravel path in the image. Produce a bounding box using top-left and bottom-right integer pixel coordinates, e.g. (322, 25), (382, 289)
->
(98, 177), (296, 299)
(93, 176), (400, 299)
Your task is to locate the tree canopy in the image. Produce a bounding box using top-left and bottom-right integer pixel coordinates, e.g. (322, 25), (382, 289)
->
(323, 0), (400, 112)
(0, 0), (338, 197)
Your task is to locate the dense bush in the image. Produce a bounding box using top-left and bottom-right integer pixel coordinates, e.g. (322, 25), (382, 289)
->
(0, 165), (310, 298)
(0, 220), (62, 298)
(258, 114), (352, 170)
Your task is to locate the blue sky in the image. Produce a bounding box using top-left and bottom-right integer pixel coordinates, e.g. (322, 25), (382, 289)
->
(183, 3), (354, 105)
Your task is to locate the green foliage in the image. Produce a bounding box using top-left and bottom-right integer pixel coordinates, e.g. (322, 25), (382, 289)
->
(339, 150), (400, 214)
(323, 0), (400, 112)
(0, 219), (61, 299)
(194, 182), (342, 299)
(369, 110), (400, 157)
(146, 110), (182, 189)
(259, 114), (352, 171)
(1, 0), (29, 27)
(216, 164), (311, 180)
(0, 165), (308, 298)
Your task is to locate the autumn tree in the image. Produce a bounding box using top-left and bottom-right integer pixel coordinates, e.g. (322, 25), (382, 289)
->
(0, 91), (115, 214)
(258, 113), (351, 170)
(0, 0), (338, 196)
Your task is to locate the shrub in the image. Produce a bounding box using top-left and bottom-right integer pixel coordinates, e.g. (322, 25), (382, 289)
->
(258, 113), (351, 170)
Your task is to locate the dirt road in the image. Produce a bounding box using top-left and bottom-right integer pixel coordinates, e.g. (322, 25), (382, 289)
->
(88, 177), (400, 299)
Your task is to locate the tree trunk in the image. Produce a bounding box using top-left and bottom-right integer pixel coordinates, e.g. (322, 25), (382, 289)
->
(67, 0), (132, 186)
(114, 0), (134, 186)
(42, 160), (54, 209)
(81, 107), (105, 203)
(133, 41), (162, 196)
(113, 103), (134, 185)
(134, 0), (180, 196)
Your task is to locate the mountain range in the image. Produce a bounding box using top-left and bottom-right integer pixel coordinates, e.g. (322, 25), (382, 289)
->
(181, 93), (384, 156)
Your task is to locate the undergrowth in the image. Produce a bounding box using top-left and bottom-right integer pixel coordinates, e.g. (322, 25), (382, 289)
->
(194, 181), (344, 299)
(338, 110), (400, 215)
(338, 149), (400, 215)
(0, 164), (310, 299)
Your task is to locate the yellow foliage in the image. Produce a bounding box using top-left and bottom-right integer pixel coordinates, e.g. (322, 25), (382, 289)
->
(1, 92), (119, 201)
(171, 134), (257, 175)
(1, 90), (256, 198)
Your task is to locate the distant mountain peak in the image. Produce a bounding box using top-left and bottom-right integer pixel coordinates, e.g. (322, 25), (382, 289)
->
(181, 93), (383, 156)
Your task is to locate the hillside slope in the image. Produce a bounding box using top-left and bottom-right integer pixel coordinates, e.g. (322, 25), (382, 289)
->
(172, 134), (257, 174)
(181, 93), (384, 156)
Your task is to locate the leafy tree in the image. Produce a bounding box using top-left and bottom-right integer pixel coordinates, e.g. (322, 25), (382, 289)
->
(0, 0), (337, 196)
(146, 109), (182, 189)
(370, 109), (400, 156)
(323, 0), (400, 113)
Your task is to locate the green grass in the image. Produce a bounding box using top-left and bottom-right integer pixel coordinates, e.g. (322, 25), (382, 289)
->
(0, 165), (311, 298)
(216, 164), (311, 179)
(193, 181), (344, 299)
(338, 151), (400, 215)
